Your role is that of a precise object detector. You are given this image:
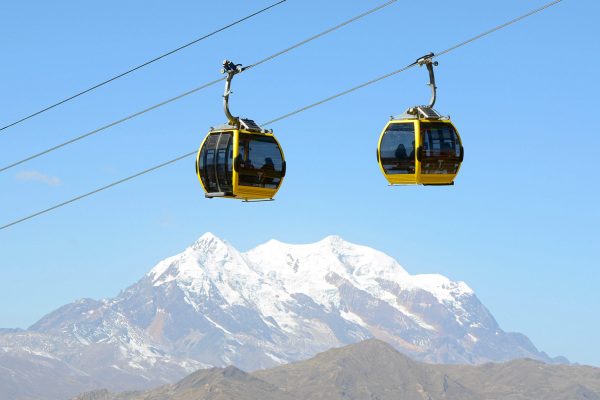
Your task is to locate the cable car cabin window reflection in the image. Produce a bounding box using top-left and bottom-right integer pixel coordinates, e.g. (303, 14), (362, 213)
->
(420, 123), (461, 175)
(237, 133), (284, 188)
(380, 123), (416, 174)
(198, 132), (233, 193)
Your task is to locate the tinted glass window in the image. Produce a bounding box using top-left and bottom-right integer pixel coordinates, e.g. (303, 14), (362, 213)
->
(238, 133), (284, 189)
(198, 132), (233, 192)
(379, 123), (416, 175)
(420, 123), (461, 175)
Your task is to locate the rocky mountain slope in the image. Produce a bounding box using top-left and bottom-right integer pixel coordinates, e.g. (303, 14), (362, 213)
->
(0, 233), (565, 399)
(74, 339), (600, 400)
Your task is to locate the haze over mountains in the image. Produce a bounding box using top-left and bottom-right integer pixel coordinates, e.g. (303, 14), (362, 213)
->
(75, 340), (600, 400)
(0, 233), (566, 399)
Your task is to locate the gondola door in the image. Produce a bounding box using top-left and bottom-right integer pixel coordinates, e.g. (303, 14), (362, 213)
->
(378, 121), (418, 185)
(198, 131), (234, 196)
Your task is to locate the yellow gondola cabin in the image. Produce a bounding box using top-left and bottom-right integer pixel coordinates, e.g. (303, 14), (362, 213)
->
(376, 53), (464, 186)
(196, 61), (286, 201)
(377, 108), (463, 185)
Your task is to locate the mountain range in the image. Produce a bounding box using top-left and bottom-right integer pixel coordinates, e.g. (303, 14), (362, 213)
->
(74, 339), (600, 400)
(0, 233), (566, 399)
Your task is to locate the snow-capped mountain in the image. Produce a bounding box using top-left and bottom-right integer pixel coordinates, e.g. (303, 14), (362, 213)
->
(0, 233), (564, 399)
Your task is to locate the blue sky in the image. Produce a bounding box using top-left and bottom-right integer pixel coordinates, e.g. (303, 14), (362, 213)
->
(1, 0), (599, 366)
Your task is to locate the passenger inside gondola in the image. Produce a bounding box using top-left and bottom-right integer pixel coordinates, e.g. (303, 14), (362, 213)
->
(380, 123), (415, 174)
(259, 157), (275, 185)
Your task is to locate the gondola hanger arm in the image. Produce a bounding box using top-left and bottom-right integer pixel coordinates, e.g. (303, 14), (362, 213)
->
(221, 60), (248, 127)
(416, 52), (438, 108)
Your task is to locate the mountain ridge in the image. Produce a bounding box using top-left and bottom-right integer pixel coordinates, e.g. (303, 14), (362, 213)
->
(73, 339), (599, 400)
(1, 233), (566, 399)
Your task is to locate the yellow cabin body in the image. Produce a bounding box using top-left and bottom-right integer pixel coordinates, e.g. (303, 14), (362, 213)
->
(377, 117), (463, 186)
(196, 129), (286, 201)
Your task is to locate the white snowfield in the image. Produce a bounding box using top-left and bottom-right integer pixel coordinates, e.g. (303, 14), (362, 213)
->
(149, 233), (475, 336)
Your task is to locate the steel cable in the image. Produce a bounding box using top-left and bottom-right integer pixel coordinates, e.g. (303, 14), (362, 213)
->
(0, 0), (288, 133)
(0, 0), (564, 231)
(0, 0), (400, 174)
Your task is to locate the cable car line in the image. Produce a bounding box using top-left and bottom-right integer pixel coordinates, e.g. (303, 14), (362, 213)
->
(261, 63), (419, 127)
(263, 0), (564, 126)
(0, 0), (564, 231)
(435, 0), (563, 58)
(243, 0), (400, 71)
(0, 0), (288, 134)
(0, 77), (225, 174)
(0, 0), (400, 174)
(0, 152), (197, 231)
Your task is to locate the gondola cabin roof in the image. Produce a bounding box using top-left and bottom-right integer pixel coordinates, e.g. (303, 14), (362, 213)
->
(210, 118), (272, 134)
(392, 106), (450, 122)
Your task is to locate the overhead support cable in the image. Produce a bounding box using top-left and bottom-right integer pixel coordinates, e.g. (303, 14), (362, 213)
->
(0, 78), (224, 173)
(434, 0), (564, 58)
(0, 0), (565, 231)
(0, 152), (197, 231)
(0, 0), (289, 133)
(260, 63), (419, 127)
(0, 0), (400, 173)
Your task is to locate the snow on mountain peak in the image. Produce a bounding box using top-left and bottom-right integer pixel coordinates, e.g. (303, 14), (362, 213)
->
(243, 236), (415, 312)
(318, 234), (345, 245)
(248, 235), (409, 276)
(146, 233), (260, 307)
(9, 231), (558, 384)
(147, 233), (227, 281)
(147, 234), (475, 315)
(189, 232), (231, 252)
